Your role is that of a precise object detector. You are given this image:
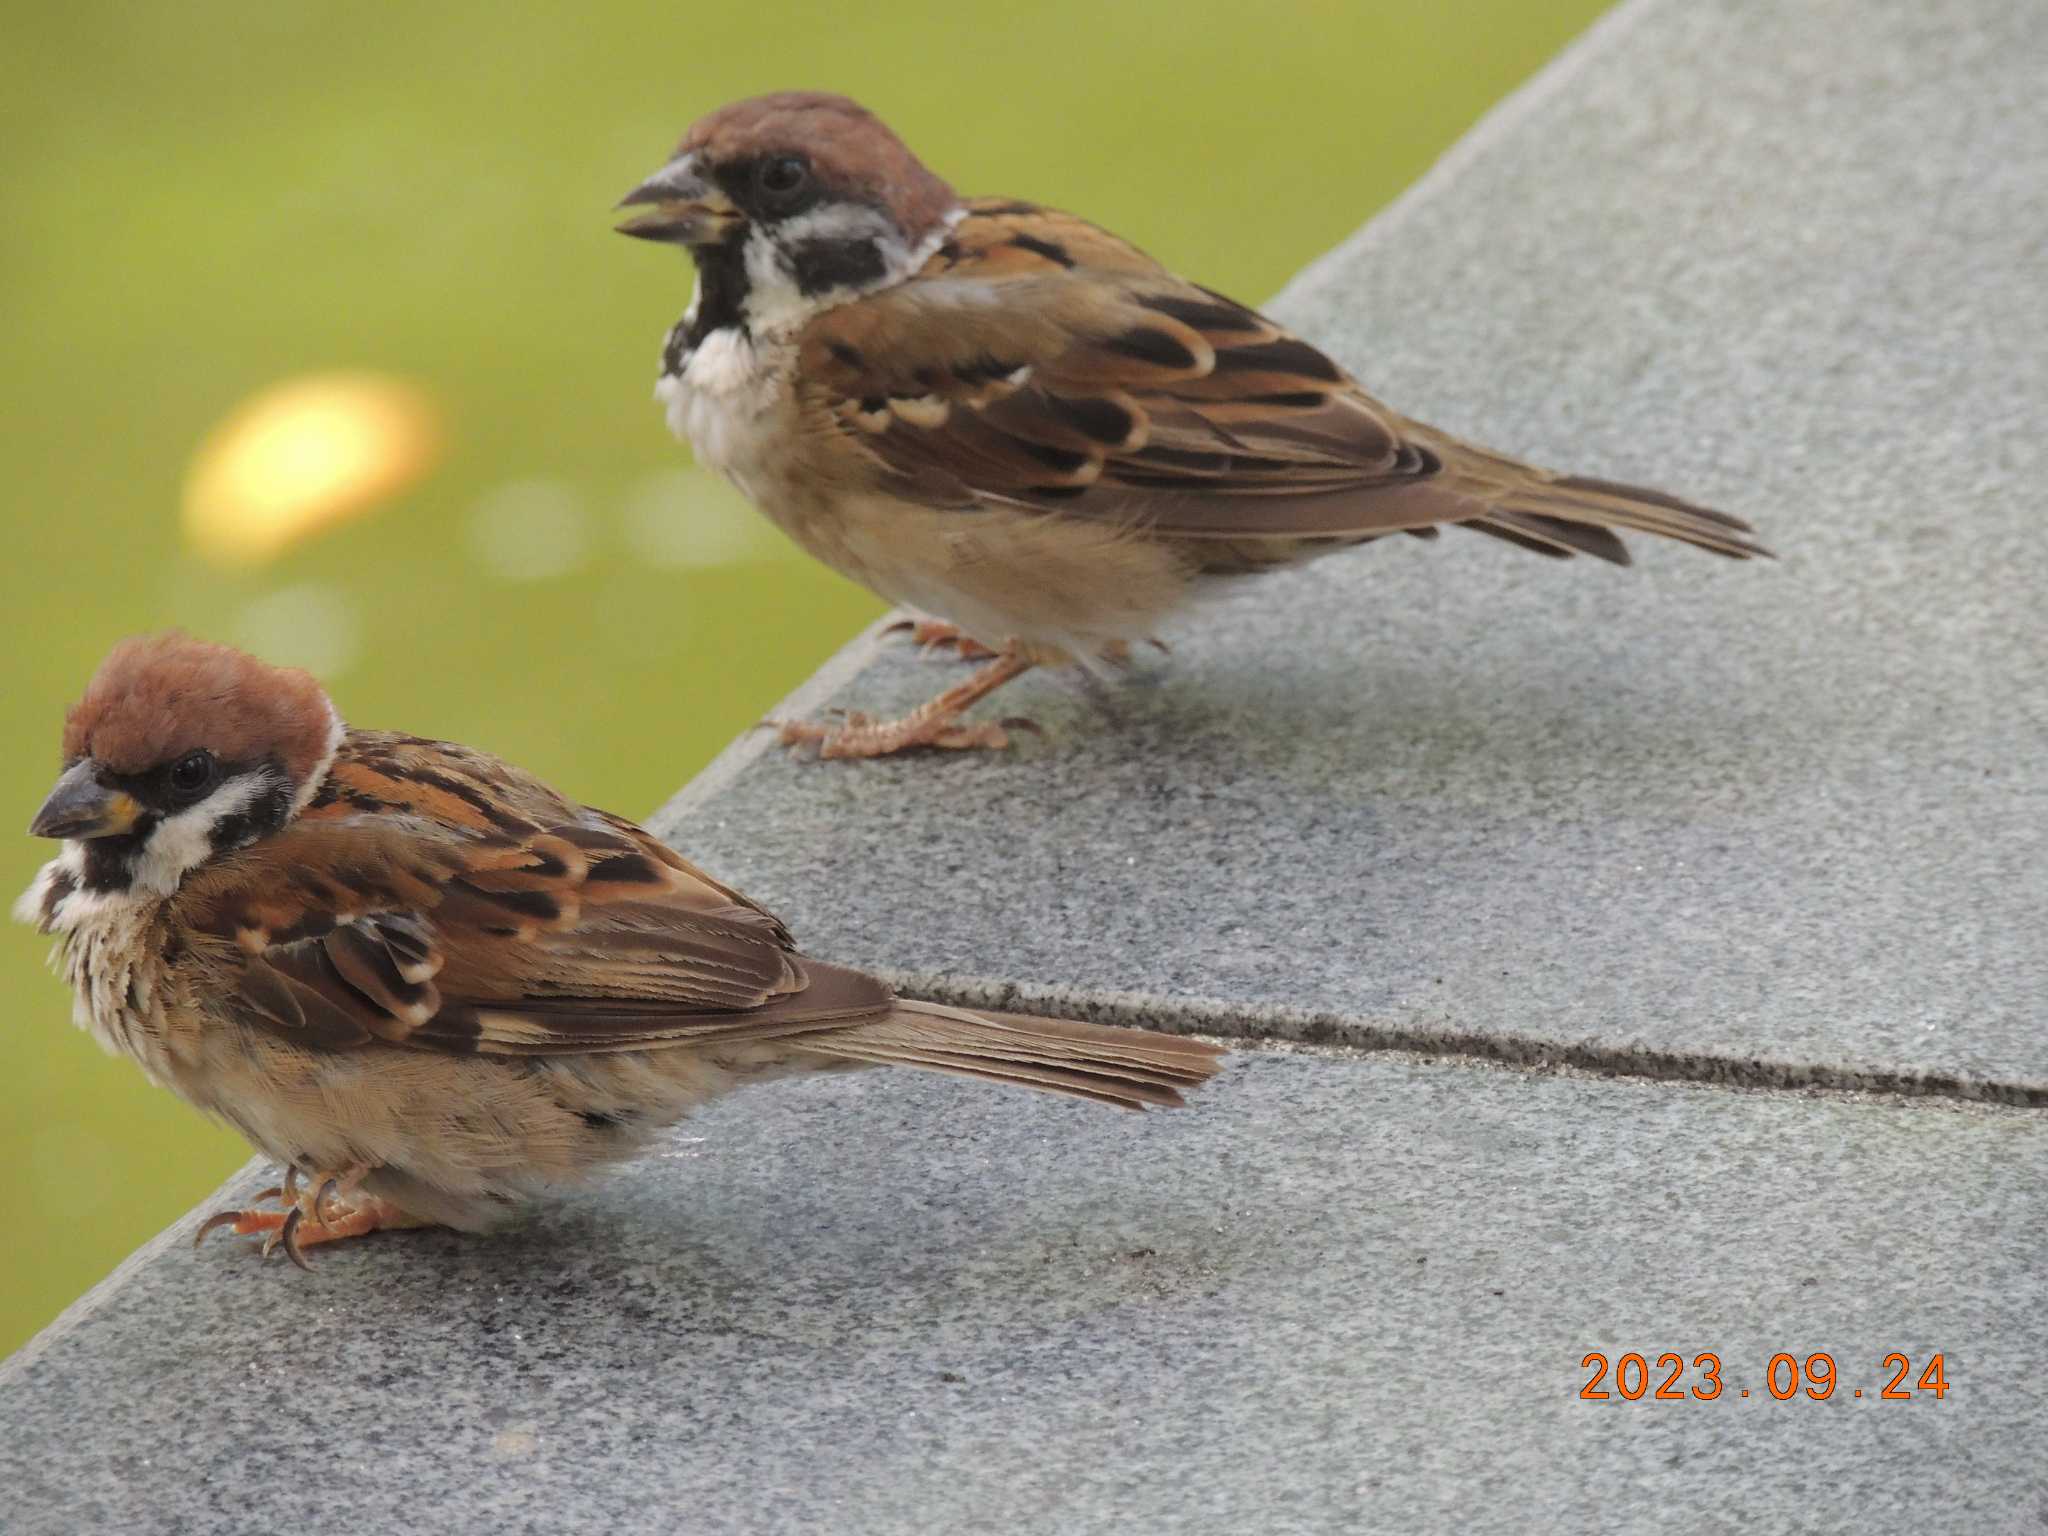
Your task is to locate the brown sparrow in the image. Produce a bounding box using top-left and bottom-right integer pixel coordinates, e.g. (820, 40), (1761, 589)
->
(16, 634), (1222, 1268)
(618, 91), (1769, 758)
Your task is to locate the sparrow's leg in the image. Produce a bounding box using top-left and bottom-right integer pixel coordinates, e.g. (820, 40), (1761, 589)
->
(194, 1165), (431, 1270)
(775, 650), (1037, 758)
(883, 617), (1000, 661)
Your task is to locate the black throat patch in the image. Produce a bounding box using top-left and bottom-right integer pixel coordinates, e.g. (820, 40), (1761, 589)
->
(79, 822), (158, 894)
(669, 236), (751, 373)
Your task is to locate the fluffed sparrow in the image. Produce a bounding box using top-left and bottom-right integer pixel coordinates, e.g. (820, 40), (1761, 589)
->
(16, 634), (1222, 1268)
(618, 92), (1769, 758)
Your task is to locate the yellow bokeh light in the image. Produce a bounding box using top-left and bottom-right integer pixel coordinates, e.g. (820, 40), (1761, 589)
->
(182, 372), (440, 566)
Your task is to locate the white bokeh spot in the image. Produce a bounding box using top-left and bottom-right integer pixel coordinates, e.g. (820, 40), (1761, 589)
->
(620, 470), (787, 569)
(232, 584), (362, 678)
(468, 479), (591, 582)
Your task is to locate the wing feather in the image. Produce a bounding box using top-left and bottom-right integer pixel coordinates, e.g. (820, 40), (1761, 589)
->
(797, 199), (1767, 559)
(174, 734), (889, 1058)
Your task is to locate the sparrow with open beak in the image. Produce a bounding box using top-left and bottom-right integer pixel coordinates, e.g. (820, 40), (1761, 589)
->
(618, 92), (1769, 758)
(16, 634), (1222, 1268)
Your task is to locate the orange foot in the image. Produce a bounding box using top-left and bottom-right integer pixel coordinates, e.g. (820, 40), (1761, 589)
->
(776, 708), (1029, 758)
(883, 617), (1000, 661)
(773, 650), (1040, 760)
(194, 1164), (431, 1271)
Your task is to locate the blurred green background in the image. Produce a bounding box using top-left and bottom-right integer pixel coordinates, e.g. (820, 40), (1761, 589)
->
(0, 0), (1604, 1355)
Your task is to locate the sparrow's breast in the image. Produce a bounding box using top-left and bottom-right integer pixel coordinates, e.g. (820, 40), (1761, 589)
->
(17, 857), (180, 1083)
(656, 324), (797, 505)
(785, 492), (1198, 659)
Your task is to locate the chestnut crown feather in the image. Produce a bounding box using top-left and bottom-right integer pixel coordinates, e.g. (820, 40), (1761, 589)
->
(680, 91), (958, 243)
(62, 633), (337, 786)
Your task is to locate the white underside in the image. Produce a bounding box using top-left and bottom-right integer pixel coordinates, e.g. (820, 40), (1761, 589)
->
(656, 212), (963, 503)
(15, 850), (169, 1071)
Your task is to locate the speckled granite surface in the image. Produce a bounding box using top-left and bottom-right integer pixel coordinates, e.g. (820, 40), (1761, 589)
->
(4, 1059), (2044, 1535)
(648, 0), (2048, 1100)
(7, 0), (2046, 1530)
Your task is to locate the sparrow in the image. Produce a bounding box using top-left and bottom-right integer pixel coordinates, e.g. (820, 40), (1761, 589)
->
(618, 91), (1770, 759)
(16, 634), (1222, 1269)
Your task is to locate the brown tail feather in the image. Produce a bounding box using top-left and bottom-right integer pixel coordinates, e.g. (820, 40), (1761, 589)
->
(793, 1000), (1225, 1110)
(1421, 430), (1773, 562)
(1470, 509), (1634, 564)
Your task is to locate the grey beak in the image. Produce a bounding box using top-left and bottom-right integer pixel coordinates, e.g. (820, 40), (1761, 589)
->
(614, 153), (738, 245)
(29, 760), (141, 841)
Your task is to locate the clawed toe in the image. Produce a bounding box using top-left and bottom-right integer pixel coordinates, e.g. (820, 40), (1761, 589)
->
(776, 710), (1016, 758)
(194, 1165), (423, 1270)
(770, 649), (1038, 760)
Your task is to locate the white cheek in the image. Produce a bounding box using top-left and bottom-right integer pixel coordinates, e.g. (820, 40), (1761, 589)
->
(652, 208), (964, 492)
(742, 237), (805, 330)
(131, 777), (270, 897)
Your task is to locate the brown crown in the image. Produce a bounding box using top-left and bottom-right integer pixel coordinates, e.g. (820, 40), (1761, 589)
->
(681, 92), (958, 243)
(62, 632), (338, 787)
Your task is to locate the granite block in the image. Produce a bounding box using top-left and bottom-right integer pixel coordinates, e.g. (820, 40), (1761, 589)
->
(6, 0), (2045, 1531)
(651, 0), (2048, 1100)
(3, 1057), (2041, 1535)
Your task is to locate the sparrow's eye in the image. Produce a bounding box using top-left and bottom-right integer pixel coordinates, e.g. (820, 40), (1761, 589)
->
(754, 155), (812, 208)
(166, 750), (218, 801)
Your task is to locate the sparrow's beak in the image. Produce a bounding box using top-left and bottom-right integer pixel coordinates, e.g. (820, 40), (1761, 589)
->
(29, 761), (141, 841)
(615, 153), (739, 246)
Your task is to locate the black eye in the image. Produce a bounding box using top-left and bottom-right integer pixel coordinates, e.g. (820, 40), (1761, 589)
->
(754, 155), (811, 206)
(167, 750), (218, 800)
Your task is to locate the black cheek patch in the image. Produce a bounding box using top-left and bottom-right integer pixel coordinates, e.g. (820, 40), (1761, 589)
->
(790, 238), (889, 297)
(207, 777), (295, 855)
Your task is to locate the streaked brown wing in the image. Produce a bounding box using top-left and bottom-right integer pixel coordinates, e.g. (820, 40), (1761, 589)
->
(798, 199), (1452, 537)
(177, 734), (891, 1057)
(799, 200), (1766, 561)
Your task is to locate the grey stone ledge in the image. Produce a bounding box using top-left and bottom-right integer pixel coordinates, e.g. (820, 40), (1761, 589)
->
(5, 0), (2045, 1530)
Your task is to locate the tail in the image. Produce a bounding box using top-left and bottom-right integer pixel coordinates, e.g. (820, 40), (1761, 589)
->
(1420, 429), (1773, 565)
(794, 1000), (1225, 1109)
